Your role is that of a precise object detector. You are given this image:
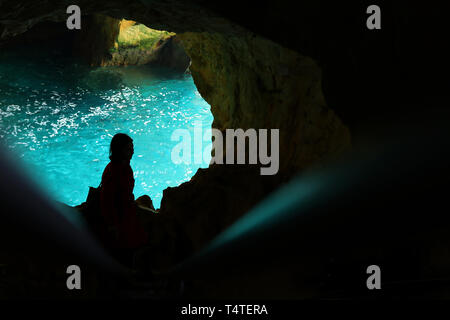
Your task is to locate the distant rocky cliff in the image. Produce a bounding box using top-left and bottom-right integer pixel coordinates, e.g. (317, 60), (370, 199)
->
(74, 14), (190, 71)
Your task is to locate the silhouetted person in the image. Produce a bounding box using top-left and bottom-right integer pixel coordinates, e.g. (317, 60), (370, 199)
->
(99, 133), (148, 266)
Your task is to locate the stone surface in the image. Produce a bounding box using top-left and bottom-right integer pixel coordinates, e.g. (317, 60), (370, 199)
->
(152, 35), (191, 72)
(103, 34), (190, 70)
(73, 14), (120, 66)
(73, 14), (184, 67)
(155, 31), (351, 265)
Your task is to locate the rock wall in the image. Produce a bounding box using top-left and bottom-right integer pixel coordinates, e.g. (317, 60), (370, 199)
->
(103, 37), (163, 67)
(179, 32), (351, 172)
(1, 0), (449, 299)
(152, 32), (351, 266)
(104, 34), (190, 71)
(73, 14), (190, 69)
(73, 14), (120, 66)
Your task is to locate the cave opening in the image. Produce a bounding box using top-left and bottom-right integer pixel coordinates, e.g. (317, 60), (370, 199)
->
(0, 16), (213, 209)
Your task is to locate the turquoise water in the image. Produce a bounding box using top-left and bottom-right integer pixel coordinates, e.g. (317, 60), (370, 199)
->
(0, 47), (213, 209)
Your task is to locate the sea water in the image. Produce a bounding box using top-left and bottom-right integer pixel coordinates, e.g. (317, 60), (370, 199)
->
(0, 46), (213, 209)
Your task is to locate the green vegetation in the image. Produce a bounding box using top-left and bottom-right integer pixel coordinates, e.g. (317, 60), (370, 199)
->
(115, 22), (175, 51)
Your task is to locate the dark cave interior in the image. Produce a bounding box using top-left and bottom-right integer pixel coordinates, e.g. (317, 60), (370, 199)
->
(0, 0), (449, 300)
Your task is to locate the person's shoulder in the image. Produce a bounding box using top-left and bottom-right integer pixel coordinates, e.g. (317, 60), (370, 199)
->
(110, 161), (132, 174)
(102, 161), (113, 174)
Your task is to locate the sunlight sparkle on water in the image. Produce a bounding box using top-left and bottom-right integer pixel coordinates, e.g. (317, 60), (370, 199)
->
(0, 47), (212, 209)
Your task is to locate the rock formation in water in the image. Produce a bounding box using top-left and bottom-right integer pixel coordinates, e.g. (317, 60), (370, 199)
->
(73, 14), (190, 70)
(72, 14), (120, 66)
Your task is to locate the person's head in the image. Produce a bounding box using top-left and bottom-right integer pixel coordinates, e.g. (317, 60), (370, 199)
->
(109, 133), (134, 162)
